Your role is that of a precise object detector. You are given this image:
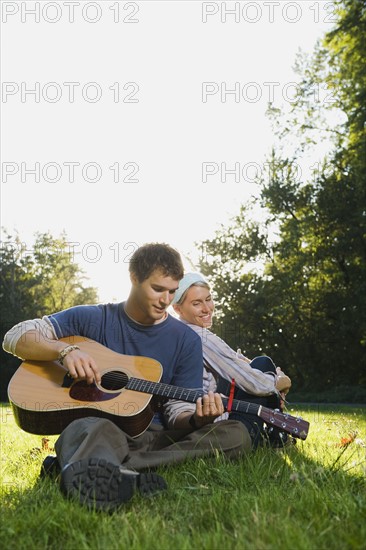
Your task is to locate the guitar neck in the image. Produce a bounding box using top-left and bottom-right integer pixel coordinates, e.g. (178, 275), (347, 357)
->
(127, 377), (204, 405)
(126, 376), (309, 440)
(127, 377), (259, 413)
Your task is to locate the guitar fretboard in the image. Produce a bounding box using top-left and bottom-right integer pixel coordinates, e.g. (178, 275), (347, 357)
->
(126, 377), (260, 415)
(125, 375), (309, 440)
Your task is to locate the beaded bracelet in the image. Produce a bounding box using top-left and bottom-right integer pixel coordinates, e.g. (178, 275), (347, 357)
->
(58, 345), (80, 365)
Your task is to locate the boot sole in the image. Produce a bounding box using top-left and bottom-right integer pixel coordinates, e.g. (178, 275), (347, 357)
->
(60, 457), (167, 511)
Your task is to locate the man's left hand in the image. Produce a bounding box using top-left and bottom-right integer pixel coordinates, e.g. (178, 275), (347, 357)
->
(193, 391), (225, 427)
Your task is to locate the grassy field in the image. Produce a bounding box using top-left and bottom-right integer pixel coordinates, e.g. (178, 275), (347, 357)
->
(1, 403), (365, 550)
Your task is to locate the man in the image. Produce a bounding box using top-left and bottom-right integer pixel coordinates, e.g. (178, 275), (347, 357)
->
(3, 243), (250, 511)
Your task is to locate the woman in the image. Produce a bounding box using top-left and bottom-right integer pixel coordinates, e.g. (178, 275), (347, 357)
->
(172, 272), (292, 448)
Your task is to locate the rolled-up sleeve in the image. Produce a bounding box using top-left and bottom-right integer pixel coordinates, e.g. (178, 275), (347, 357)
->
(2, 317), (57, 358)
(163, 399), (196, 428)
(162, 329), (204, 428)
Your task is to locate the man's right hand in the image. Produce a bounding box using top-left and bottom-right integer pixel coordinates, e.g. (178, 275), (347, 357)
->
(13, 329), (102, 386)
(62, 349), (101, 385)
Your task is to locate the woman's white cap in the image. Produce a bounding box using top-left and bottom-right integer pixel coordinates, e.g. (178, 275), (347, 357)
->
(172, 271), (208, 305)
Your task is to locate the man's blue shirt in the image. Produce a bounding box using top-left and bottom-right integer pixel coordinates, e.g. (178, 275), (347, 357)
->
(48, 302), (203, 391)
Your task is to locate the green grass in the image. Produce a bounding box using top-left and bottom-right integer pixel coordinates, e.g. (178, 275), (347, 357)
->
(1, 403), (365, 550)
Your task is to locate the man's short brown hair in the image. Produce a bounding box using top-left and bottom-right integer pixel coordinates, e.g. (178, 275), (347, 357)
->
(129, 243), (184, 283)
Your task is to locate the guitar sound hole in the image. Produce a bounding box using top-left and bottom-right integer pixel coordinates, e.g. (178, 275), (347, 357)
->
(101, 370), (128, 391)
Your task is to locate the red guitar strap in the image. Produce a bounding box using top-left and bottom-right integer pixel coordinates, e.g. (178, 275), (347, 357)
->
(227, 378), (236, 412)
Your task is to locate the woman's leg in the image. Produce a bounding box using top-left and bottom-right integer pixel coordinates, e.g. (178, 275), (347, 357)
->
(250, 355), (277, 375)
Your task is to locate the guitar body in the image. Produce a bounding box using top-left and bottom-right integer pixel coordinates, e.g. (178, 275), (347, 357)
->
(8, 337), (163, 437)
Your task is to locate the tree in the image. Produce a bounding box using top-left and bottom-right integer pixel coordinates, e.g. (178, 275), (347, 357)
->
(0, 230), (98, 401)
(197, 0), (366, 399)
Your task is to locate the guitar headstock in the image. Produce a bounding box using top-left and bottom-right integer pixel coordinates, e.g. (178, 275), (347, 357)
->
(259, 407), (310, 440)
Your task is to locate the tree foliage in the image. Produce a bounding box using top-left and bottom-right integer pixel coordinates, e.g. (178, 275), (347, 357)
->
(198, 0), (366, 398)
(0, 230), (98, 400)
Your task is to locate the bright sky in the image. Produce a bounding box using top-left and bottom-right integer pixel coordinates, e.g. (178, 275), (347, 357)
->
(1, 1), (336, 302)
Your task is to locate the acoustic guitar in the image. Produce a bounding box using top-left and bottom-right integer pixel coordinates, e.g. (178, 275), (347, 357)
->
(7, 337), (310, 440)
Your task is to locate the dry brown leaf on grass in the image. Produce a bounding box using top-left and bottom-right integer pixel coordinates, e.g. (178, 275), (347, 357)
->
(335, 432), (358, 448)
